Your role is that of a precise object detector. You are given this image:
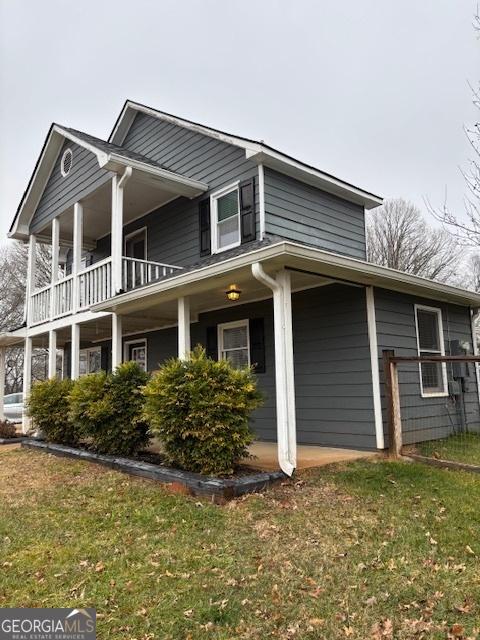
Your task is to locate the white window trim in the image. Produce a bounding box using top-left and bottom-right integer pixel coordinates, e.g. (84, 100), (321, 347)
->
(79, 346), (102, 376)
(124, 226), (148, 260)
(210, 181), (241, 254)
(414, 304), (448, 398)
(124, 338), (148, 370)
(218, 319), (250, 366)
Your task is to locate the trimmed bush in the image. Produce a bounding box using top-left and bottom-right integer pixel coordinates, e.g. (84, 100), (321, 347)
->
(143, 346), (263, 475)
(69, 362), (150, 456)
(27, 378), (76, 444)
(0, 419), (17, 439)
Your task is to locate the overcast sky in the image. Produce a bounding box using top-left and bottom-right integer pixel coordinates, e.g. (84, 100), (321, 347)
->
(0, 0), (478, 243)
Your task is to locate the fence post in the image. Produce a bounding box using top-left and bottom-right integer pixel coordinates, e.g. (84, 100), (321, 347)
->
(382, 349), (402, 456)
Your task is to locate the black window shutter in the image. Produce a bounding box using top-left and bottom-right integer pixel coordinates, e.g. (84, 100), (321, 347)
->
(199, 198), (211, 256)
(239, 178), (256, 244)
(206, 326), (218, 360)
(249, 318), (265, 373)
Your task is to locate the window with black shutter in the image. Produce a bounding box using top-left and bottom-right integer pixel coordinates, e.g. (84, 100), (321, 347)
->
(210, 179), (256, 254)
(209, 318), (266, 372)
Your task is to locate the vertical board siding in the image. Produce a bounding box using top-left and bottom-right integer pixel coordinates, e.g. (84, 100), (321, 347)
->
(264, 167), (366, 259)
(30, 142), (112, 234)
(374, 288), (480, 446)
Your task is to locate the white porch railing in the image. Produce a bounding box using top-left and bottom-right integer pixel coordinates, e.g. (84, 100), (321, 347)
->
(78, 257), (112, 310)
(30, 284), (51, 325)
(53, 274), (74, 317)
(28, 255), (182, 324)
(122, 256), (183, 290)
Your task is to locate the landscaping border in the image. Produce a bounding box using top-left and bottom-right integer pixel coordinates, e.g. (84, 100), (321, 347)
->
(21, 439), (285, 499)
(403, 453), (480, 474)
(0, 436), (26, 445)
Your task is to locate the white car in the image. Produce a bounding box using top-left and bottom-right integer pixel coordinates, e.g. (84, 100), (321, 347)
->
(3, 393), (23, 423)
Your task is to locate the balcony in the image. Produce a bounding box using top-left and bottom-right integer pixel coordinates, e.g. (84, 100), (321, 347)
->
(29, 256), (183, 326)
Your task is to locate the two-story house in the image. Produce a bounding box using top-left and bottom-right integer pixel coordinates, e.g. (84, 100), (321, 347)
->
(1, 100), (479, 474)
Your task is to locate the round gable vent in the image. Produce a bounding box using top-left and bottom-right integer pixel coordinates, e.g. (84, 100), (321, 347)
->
(61, 148), (73, 177)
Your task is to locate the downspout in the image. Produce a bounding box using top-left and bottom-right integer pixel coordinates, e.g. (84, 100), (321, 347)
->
(251, 262), (296, 476)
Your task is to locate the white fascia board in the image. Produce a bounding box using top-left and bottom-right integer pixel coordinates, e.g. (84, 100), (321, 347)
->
(0, 330), (27, 347)
(53, 126), (110, 165)
(111, 101), (382, 210)
(91, 240), (480, 314)
(100, 154), (208, 198)
(110, 101), (261, 153)
(246, 150), (383, 210)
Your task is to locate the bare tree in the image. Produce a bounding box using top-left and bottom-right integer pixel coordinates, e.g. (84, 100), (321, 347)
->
(0, 241), (52, 393)
(367, 198), (462, 283)
(468, 253), (480, 291)
(429, 10), (480, 245)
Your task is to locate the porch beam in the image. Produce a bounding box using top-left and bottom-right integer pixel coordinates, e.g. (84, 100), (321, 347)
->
(111, 168), (132, 294)
(71, 323), (80, 380)
(48, 329), (57, 378)
(0, 347), (5, 420)
(72, 203), (83, 313)
(112, 313), (123, 370)
(177, 296), (191, 359)
(25, 234), (37, 324)
(50, 217), (60, 319)
(366, 286), (385, 449)
(22, 336), (32, 433)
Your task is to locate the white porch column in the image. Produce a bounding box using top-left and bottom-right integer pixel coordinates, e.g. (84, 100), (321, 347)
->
(178, 296), (191, 359)
(0, 347), (5, 420)
(24, 234), (37, 324)
(71, 323), (80, 380)
(48, 330), (57, 378)
(111, 168), (132, 294)
(50, 217), (60, 319)
(112, 313), (123, 370)
(251, 263), (297, 476)
(471, 309), (480, 410)
(72, 203), (83, 313)
(366, 286), (385, 449)
(22, 336), (32, 433)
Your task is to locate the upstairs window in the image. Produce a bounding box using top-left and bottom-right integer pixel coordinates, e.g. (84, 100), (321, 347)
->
(212, 184), (240, 253)
(415, 305), (447, 397)
(218, 320), (250, 368)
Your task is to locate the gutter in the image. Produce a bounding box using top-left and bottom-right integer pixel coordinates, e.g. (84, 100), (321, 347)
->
(251, 262), (296, 476)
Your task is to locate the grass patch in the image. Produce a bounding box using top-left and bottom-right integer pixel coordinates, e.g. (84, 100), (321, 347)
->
(417, 432), (480, 466)
(1, 450), (480, 638)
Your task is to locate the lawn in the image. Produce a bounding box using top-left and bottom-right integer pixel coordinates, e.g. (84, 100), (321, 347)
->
(417, 433), (480, 467)
(1, 449), (480, 639)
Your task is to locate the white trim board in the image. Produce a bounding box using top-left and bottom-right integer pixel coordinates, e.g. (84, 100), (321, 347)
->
(366, 287), (384, 449)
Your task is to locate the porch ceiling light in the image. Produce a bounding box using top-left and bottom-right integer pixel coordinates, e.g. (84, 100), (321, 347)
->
(226, 284), (242, 302)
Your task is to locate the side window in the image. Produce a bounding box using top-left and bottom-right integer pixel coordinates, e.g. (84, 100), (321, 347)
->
(212, 185), (241, 253)
(415, 305), (447, 397)
(124, 340), (147, 372)
(218, 320), (250, 368)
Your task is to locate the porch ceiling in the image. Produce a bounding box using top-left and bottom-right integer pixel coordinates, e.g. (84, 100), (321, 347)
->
(40, 176), (189, 247)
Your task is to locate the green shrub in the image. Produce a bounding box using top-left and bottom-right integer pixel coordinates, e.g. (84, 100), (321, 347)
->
(143, 346), (263, 475)
(27, 378), (76, 444)
(69, 362), (150, 456)
(0, 419), (17, 439)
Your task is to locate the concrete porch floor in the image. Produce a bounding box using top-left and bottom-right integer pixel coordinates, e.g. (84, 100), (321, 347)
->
(246, 442), (376, 471)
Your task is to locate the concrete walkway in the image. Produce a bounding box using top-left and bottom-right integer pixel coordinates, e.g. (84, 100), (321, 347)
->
(247, 442), (375, 471)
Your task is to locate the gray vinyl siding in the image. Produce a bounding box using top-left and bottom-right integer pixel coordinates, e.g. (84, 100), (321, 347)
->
(293, 285), (376, 448)
(374, 288), (480, 445)
(108, 284), (377, 449)
(122, 112), (261, 236)
(264, 167), (366, 259)
(30, 141), (112, 234)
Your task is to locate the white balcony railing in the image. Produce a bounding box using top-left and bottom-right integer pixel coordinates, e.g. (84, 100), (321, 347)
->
(78, 257), (112, 310)
(30, 284), (51, 325)
(29, 255), (183, 325)
(122, 256), (183, 290)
